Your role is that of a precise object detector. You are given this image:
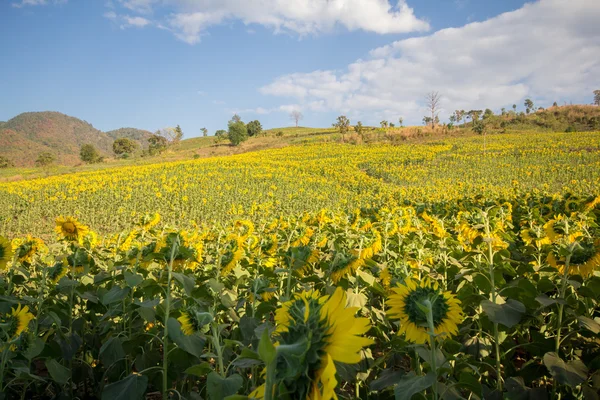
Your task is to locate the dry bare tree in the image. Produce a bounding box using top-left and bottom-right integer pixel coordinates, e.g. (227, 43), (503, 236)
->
(425, 91), (441, 128)
(290, 110), (303, 127)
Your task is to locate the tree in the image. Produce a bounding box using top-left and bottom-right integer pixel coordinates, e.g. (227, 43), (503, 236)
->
(333, 115), (350, 136)
(380, 120), (389, 128)
(467, 110), (482, 122)
(449, 115), (457, 124)
(454, 110), (465, 125)
(355, 121), (364, 136)
(0, 156), (13, 169)
(425, 91), (442, 128)
(483, 109), (494, 119)
(512, 104), (517, 113)
(148, 134), (168, 155)
(201, 127), (208, 137)
(113, 138), (138, 156)
(228, 115), (248, 146)
(389, 122), (395, 128)
(422, 116), (432, 126)
(594, 90), (600, 106)
(247, 120), (263, 137)
(524, 99), (534, 114)
(35, 152), (56, 167)
(290, 110), (303, 128)
(553, 101), (558, 107)
(80, 144), (103, 164)
(501, 108), (506, 115)
(214, 129), (228, 143)
(398, 117), (404, 127)
(173, 125), (184, 143)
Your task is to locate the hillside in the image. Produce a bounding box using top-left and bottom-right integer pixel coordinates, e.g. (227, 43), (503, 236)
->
(0, 112), (152, 166)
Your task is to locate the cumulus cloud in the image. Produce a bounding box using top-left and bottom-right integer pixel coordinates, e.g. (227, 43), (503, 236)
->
(260, 0), (600, 124)
(108, 0), (428, 44)
(104, 11), (152, 29)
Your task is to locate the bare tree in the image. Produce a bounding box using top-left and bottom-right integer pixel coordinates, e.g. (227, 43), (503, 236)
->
(594, 90), (600, 106)
(425, 91), (441, 128)
(290, 110), (303, 127)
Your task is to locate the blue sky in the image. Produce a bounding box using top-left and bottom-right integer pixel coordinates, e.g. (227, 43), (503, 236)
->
(1, 0), (599, 138)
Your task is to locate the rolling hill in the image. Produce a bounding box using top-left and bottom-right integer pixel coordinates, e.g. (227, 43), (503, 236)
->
(0, 112), (152, 166)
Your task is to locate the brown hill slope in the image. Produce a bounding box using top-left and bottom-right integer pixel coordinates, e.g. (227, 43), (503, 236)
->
(0, 112), (151, 166)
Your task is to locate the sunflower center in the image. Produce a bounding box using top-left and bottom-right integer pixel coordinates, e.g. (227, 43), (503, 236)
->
(63, 222), (76, 234)
(403, 287), (449, 327)
(571, 242), (597, 265)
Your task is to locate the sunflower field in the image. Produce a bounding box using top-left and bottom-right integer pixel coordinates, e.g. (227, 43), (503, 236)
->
(0, 131), (600, 399)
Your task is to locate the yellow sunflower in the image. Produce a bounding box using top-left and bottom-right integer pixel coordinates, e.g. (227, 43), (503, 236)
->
(387, 277), (463, 344)
(0, 236), (14, 271)
(55, 216), (89, 242)
(255, 287), (373, 399)
(12, 235), (45, 264)
(47, 262), (68, 284)
(547, 239), (600, 277)
(3, 304), (35, 340)
(329, 252), (364, 283)
(521, 226), (551, 248)
(177, 310), (212, 336)
(543, 215), (582, 244)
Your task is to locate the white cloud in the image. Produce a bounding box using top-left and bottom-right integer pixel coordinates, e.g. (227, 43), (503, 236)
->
(12, 0), (66, 7)
(123, 15), (151, 27)
(212, 100), (226, 105)
(108, 0), (429, 44)
(260, 0), (600, 124)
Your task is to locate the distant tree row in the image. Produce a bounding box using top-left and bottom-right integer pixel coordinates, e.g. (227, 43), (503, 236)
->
(213, 115), (263, 146)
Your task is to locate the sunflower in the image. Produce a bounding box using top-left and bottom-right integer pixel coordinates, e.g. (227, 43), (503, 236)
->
(329, 252), (364, 283)
(55, 216), (89, 242)
(12, 235), (45, 264)
(520, 225), (551, 248)
(177, 310), (212, 336)
(387, 277), (463, 344)
(221, 244), (244, 277)
(2, 304), (35, 340)
(544, 215), (583, 243)
(47, 262), (68, 284)
(255, 287), (372, 399)
(547, 239), (600, 277)
(0, 236), (14, 271)
(139, 213), (161, 231)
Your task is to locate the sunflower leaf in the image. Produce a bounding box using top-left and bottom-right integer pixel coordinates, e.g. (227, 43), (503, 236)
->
(481, 298), (525, 328)
(258, 328), (276, 365)
(543, 352), (588, 387)
(101, 373), (148, 400)
(577, 316), (600, 334)
(394, 372), (436, 400)
(45, 359), (70, 385)
(206, 372), (243, 400)
(172, 272), (195, 296)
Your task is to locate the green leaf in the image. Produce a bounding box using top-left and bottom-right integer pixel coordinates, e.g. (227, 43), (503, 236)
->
(102, 286), (130, 305)
(481, 298), (525, 328)
(578, 316), (600, 334)
(172, 272), (195, 296)
(124, 270), (143, 288)
(185, 362), (213, 377)
(102, 373), (148, 400)
(45, 359), (70, 385)
(394, 372), (436, 400)
(543, 352), (588, 387)
(100, 337), (125, 367)
(167, 317), (205, 358)
(23, 337), (45, 360)
(220, 289), (238, 308)
(415, 346), (445, 368)
(206, 372), (243, 400)
(346, 290), (367, 308)
(258, 328), (276, 365)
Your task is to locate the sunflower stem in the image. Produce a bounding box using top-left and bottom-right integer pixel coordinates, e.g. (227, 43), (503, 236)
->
(484, 214), (503, 392)
(162, 236), (178, 400)
(424, 299), (438, 400)
(211, 320), (225, 377)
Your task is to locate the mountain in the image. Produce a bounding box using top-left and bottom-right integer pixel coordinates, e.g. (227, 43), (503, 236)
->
(0, 112), (152, 166)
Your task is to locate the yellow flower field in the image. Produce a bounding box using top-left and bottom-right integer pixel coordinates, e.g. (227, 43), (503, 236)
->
(0, 131), (599, 399)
